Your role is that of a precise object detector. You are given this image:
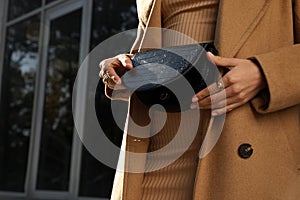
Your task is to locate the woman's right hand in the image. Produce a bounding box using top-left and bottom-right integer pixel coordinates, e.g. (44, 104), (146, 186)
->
(98, 54), (133, 90)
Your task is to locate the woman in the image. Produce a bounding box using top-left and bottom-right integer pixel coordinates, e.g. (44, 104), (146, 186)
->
(99, 0), (300, 199)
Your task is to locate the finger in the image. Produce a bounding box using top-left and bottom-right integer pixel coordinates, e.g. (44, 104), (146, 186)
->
(190, 92), (240, 110)
(106, 79), (116, 89)
(103, 75), (127, 90)
(210, 95), (240, 110)
(103, 75), (125, 90)
(206, 52), (216, 64)
(99, 70), (105, 78)
(99, 60), (109, 78)
(191, 83), (218, 102)
(98, 54), (131, 82)
(111, 54), (134, 83)
(192, 79), (227, 103)
(99, 60), (113, 79)
(105, 69), (121, 85)
(105, 67), (121, 84)
(195, 91), (229, 109)
(207, 52), (237, 69)
(116, 54), (133, 70)
(211, 102), (242, 116)
(191, 86), (231, 110)
(99, 59), (110, 71)
(102, 73), (110, 85)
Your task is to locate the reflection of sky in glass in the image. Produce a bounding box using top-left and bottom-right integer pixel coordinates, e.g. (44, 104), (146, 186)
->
(11, 50), (38, 75)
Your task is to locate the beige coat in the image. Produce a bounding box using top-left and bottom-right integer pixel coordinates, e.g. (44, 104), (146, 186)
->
(111, 0), (300, 199)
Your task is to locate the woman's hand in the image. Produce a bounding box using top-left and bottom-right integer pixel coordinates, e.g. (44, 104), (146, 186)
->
(99, 54), (133, 90)
(190, 52), (267, 116)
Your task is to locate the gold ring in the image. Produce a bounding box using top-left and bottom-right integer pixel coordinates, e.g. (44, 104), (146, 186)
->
(216, 79), (224, 91)
(102, 73), (109, 84)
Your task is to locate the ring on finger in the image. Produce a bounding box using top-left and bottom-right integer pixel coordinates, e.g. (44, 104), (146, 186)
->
(102, 73), (110, 84)
(216, 79), (224, 91)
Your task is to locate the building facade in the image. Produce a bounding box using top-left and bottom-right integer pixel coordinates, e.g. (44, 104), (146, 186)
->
(0, 0), (137, 199)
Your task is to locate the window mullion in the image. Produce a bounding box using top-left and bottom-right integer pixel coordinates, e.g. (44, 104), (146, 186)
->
(6, 8), (42, 27)
(68, 0), (93, 198)
(0, 0), (9, 99)
(6, 0), (68, 27)
(25, 6), (48, 199)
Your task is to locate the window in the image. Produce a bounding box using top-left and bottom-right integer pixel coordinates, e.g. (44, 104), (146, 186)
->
(0, 0), (138, 199)
(0, 14), (40, 193)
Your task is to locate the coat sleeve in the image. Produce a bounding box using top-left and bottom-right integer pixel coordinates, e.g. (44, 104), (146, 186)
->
(250, 1), (300, 113)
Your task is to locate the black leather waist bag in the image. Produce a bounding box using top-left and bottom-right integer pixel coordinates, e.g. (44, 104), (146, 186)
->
(121, 43), (219, 112)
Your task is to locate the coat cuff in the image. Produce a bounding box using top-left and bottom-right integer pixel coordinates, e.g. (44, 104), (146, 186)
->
(249, 44), (300, 113)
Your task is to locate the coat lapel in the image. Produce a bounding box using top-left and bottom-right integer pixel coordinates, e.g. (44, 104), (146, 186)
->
(137, 0), (162, 50)
(214, 0), (271, 57)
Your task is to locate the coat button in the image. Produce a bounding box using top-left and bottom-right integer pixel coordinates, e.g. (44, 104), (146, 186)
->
(238, 143), (253, 159)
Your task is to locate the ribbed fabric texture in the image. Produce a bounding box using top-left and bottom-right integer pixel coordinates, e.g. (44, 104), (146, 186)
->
(141, 109), (211, 200)
(141, 0), (219, 199)
(162, 0), (219, 46)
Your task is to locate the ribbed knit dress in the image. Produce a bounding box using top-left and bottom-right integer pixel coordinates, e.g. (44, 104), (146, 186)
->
(141, 0), (219, 199)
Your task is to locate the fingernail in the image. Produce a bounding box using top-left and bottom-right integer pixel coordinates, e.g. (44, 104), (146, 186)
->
(192, 96), (198, 103)
(116, 79), (121, 84)
(128, 63), (133, 69)
(113, 77), (121, 84)
(207, 52), (215, 63)
(207, 51), (214, 56)
(211, 111), (218, 116)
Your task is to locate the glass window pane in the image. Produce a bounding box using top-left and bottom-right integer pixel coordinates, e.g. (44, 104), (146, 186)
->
(36, 9), (82, 191)
(79, 0), (138, 198)
(0, 15), (40, 192)
(46, 0), (58, 4)
(8, 0), (42, 21)
(90, 0), (138, 50)
(79, 81), (127, 198)
(79, 147), (117, 198)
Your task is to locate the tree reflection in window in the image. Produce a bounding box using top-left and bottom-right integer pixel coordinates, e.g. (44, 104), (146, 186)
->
(8, 0), (42, 21)
(36, 9), (82, 191)
(0, 15), (40, 192)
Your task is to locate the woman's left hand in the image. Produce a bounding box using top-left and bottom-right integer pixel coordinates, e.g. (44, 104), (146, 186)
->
(190, 52), (267, 116)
